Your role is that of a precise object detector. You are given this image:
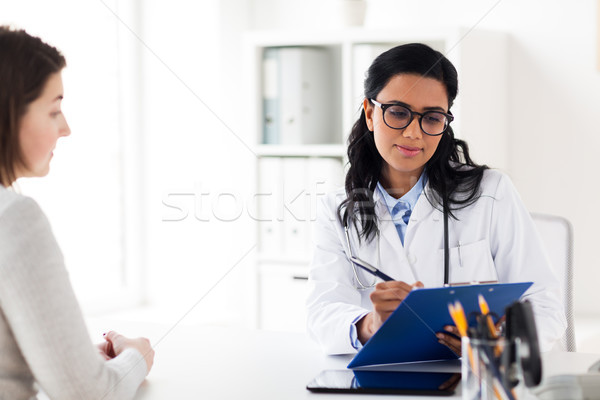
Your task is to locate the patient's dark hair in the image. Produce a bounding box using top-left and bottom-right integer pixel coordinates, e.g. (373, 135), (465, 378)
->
(0, 26), (66, 186)
(338, 43), (488, 243)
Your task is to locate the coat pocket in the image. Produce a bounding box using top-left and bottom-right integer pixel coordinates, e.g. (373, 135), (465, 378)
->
(441, 239), (498, 284)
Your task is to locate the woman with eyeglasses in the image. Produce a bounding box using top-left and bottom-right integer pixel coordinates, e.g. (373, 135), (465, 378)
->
(0, 26), (154, 399)
(306, 43), (566, 356)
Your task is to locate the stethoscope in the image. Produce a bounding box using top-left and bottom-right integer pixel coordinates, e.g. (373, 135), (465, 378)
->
(343, 199), (450, 289)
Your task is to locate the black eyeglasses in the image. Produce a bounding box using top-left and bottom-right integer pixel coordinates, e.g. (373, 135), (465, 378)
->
(370, 99), (454, 136)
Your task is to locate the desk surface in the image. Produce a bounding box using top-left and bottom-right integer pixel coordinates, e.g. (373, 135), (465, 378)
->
(133, 324), (359, 399)
(86, 319), (600, 399)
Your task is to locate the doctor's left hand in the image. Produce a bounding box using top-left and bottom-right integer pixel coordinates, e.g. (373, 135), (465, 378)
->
(437, 326), (461, 356)
(357, 280), (424, 344)
(437, 317), (505, 356)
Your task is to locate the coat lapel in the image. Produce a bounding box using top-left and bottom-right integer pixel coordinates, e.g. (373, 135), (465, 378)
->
(372, 189), (417, 282)
(404, 184), (441, 246)
(373, 189), (403, 252)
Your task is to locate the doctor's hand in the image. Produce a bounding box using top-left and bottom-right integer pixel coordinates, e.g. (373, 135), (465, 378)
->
(436, 326), (462, 356)
(437, 316), (505, 356)
(356, 281), (424, 344)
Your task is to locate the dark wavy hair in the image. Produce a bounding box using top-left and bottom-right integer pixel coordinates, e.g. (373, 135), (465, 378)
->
(0, 26), (66, 186)
(338, 43), (488, 243)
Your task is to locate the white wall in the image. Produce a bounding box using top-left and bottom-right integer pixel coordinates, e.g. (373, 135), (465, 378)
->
(248, 0), (600, 318)
(135, 0), (256, 326)
(1, 0), (258, 326)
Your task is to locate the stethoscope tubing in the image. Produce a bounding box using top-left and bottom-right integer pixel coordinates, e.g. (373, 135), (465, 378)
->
(344, 199), (450, 288)
(443, 199), (449, 285)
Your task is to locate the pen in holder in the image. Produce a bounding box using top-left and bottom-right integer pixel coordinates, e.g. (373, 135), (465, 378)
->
(462, 335), (525, 400)
(452, 297), (541, 400)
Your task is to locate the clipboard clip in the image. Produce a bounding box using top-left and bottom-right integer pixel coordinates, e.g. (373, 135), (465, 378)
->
(444, 280), (499, 287)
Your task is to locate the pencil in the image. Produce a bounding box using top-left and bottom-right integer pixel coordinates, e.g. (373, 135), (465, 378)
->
(478, 294), (498, 339)
(448, 302), (477, 376)
(449, 301), (507, 400)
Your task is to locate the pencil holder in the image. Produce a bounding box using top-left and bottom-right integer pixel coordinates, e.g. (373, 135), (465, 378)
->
(461, 336), (525, 400)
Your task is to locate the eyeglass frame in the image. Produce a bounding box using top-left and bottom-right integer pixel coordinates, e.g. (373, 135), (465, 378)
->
(369, 99), (454, 136)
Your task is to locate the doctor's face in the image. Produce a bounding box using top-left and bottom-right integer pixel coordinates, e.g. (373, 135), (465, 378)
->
(364, 73), (448, 185)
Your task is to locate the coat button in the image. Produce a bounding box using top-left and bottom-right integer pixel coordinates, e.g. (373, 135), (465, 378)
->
(407, 254), (417, 265)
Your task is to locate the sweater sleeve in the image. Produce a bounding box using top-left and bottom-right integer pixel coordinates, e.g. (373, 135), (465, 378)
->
(0, 196), (147, 400)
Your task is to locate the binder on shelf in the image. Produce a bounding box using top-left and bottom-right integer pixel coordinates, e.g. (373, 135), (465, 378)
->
(351, 41), (445, 110)
(306, 158), (344, 191)
(278, 48), (303, 145)
(281, 158), (310, 256)
(262, 48), (280, 145)
(261, 46), (334, 145)
(352, 44), (393, 110)
(306, 158), (344, 221)
(347, 282), (533, 369)
(257, 158), (283, 255)
(258, 157), (344, 259)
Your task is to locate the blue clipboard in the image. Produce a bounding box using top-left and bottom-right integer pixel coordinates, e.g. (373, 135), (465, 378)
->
(347, 282), (533, 369)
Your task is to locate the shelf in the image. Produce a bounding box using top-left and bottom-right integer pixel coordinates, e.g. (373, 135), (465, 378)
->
(257, 254), (311, 266)
(255, 144), (346, 158)
(244, 27), (468, 47)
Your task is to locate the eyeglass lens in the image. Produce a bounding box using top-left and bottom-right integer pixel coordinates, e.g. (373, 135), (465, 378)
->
(384, 105), (448, 135)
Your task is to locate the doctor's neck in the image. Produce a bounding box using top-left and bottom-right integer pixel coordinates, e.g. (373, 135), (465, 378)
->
(380, 167), (423, 199)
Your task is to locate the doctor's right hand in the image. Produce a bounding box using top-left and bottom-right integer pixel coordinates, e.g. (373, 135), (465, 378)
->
(357, 281), (424, 344)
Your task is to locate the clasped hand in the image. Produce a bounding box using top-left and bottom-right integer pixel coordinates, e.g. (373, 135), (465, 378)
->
(96, 331), (155, 374)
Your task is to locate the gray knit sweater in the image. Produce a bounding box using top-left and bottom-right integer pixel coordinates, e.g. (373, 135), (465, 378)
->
(0, 186), (147, 399)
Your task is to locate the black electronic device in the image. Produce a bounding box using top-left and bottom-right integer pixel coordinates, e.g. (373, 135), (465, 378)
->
(306, 369), (459, 396)
(504, 300), (542, 388)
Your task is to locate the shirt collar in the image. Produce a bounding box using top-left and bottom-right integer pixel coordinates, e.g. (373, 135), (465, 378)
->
(377, 172), (427, 216)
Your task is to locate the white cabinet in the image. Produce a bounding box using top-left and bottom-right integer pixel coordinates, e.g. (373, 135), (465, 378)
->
(244, 28), (507, 331)
(258, 263), (311, 332)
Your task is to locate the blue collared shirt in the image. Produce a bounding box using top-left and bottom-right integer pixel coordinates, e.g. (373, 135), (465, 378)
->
(376, 173), (427, 245)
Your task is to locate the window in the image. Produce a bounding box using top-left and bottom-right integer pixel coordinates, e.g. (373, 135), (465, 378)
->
(4, 1), (141, 312)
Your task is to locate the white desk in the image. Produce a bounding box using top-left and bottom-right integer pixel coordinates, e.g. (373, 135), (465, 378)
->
(132, 324), (360, 399)
(86, 319), (600, 399)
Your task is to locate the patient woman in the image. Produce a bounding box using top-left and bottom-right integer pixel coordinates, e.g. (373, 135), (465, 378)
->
(0, 26), (154, 399)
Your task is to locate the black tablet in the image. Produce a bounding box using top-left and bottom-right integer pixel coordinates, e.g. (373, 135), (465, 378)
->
(306, 369), (459, 396)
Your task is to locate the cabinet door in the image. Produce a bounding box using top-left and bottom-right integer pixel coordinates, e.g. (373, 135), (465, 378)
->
(259, 265), (309, 332)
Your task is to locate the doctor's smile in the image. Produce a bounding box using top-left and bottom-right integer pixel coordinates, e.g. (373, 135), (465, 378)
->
(395, 144), (422, 157)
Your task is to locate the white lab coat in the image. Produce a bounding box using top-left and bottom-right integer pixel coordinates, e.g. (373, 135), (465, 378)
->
(306, 169), (566, 355)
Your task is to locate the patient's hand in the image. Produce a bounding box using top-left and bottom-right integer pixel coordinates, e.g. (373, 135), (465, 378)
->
(102, 331), (155, 375)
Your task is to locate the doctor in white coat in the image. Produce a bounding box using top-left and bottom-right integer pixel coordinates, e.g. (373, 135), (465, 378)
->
(306, 43), (566, 356)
